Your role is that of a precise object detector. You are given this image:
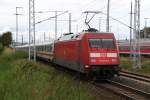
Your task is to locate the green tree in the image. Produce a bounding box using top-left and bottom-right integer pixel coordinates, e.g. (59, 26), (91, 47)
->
(0, 35), (2, 43)
(2, 31), (12, 47)
(0, 35), (3, 54)
(0, 43), (3, 54)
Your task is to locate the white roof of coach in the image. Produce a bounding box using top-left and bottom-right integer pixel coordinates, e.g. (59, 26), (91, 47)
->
(16, 41), (54, 48)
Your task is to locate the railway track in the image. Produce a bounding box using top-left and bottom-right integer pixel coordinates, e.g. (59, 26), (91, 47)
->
(39, 59), (150, 99)
(120, 71), (150, 83)
(93, 80), (150, 100)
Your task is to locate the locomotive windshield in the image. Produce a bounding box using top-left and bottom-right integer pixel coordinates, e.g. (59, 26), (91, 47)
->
(89, 39), (115, 48)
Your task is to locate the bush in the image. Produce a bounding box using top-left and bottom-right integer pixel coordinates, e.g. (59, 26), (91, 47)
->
(14, 51), (28, 59)
(120, 57), (150, 76)
(120, 58), (132, 70)
(140, 60), (150, 74)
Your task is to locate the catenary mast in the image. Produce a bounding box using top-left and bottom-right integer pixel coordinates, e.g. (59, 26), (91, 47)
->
(29, 0), (36, 61)
(133, 0), (141, 69)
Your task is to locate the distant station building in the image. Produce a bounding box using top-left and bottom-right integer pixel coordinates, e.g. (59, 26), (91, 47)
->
(140, 27), (150, 38)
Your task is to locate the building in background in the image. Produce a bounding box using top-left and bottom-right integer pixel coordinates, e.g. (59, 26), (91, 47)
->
(140, 27), (150, 38)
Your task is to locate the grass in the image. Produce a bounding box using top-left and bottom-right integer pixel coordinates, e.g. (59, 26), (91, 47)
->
(0, 48), (94, 100)
(120, 57), (150, 76)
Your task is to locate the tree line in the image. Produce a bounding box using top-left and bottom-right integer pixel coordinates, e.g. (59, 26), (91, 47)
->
(0, 31), (12, 53)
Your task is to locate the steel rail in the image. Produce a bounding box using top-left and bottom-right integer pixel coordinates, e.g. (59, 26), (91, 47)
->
(93, 82), (136, 100)
(120, 71), (150, 83)
(107, 80), (150, 99)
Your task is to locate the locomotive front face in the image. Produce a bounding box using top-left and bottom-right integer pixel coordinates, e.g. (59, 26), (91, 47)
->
(81, 33), (120, 77)
(88, 38), (119, 65)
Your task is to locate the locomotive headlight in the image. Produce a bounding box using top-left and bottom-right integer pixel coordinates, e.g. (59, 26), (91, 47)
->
(85, 65), (90, 68)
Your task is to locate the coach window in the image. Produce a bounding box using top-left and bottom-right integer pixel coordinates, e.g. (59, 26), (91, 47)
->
(41, 46), (43, 51)
(46, 45), (49, 52)
(45, 45), (47, 51)
(36, 47), (38, 51)
(39, 47), (40, 51)
(40, 46), (42, 51)
(36, 47), (39, 51)
(41, 46), (44, 51)
(48, 45), (50, 51)
(44, 45), (46, 51)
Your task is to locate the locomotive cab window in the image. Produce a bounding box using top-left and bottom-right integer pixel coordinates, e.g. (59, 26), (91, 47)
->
(89, 39), (102, 48)
(102, 39), (115, 48)
(89, 39), (115, 49)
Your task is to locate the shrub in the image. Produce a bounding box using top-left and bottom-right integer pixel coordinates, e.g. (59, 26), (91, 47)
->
(14, 51), (28, 59)
(140, 60), (150, 74)
(120, 58), (132, 70)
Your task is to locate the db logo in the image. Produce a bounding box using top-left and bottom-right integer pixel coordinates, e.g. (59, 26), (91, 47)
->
(64, 50), (66, 55)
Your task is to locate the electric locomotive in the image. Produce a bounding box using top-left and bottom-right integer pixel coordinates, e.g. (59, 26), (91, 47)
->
(53, 30), (120, 78)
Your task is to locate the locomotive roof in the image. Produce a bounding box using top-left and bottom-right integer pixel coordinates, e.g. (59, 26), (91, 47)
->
(56, 32), (114, 42)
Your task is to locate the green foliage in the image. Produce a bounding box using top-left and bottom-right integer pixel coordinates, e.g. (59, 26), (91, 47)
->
(0, 35), (2, 43)
(14, 51), (28, 59)
(120, 58), (133, 70)
(120, 57), (150, 76)
(0, 35), (4, 54)
(1, 31), (12, 47)
(140, 60), (150, 75)
(0, 43), (4, 54)
(0, 49), (94, 100)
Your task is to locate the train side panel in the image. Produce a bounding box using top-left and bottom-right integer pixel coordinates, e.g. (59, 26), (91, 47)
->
(54, 40), (83, 72)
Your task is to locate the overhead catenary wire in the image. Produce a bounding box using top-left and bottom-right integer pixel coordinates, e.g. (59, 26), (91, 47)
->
(100, 12), (134, 29)
(32, 0), (146, 40)
(35, 11), (68, 24)
(35, 0), (135, 34)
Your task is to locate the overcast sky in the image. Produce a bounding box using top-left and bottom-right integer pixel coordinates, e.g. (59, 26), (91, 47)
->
(0, 0), (150, 42)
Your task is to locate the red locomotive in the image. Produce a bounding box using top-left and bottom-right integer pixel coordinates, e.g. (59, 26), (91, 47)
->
(53, 31), (120, 78)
